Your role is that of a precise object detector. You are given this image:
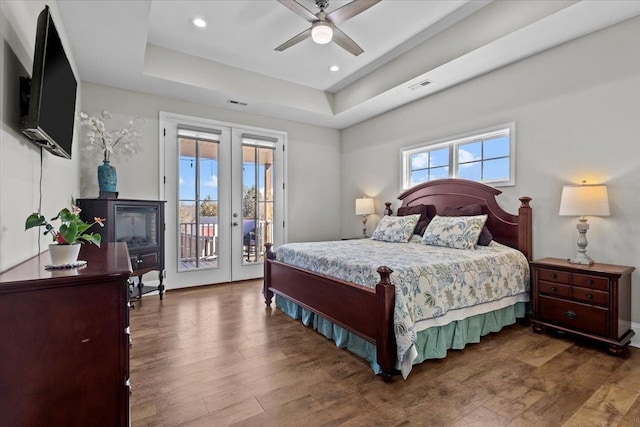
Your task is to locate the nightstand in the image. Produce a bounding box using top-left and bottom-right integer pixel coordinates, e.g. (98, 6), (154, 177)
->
(530, 257), (635, 353)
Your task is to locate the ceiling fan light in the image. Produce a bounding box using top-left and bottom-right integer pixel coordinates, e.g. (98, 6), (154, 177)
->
(311, 22), (333, 44)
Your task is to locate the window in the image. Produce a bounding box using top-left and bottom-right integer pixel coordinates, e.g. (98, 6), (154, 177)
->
(401, 123), (515, 189)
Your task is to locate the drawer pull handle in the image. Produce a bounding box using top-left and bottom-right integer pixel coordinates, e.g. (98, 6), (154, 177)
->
(551, 287), (557, 292)
(586, 294), (593, 300)
(586, 279), (593, 285)
(564, 310), (577, 320)
(550, 273), (557, 279)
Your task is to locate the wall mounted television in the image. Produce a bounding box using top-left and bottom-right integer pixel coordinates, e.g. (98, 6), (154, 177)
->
(20, 5), (77, 159)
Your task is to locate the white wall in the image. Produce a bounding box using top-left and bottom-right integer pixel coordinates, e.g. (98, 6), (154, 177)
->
(341, 17), (640, 322)
(0, 1), (80, 271)
(79, 82), (342, 287)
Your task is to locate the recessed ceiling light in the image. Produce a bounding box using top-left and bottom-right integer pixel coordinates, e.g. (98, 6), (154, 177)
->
(192, 18), (206, 28)
(329, 65), (340, 72)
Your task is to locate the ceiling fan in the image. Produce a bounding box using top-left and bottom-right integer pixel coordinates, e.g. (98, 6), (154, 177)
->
(275, 0), (381, 56)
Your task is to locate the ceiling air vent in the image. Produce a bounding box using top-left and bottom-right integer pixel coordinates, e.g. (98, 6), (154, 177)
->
(227, 99), (248, 106)
(409, 79), (432, 91)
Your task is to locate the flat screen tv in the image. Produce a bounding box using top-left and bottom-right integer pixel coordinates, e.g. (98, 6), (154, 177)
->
(21, 5), (77, 159)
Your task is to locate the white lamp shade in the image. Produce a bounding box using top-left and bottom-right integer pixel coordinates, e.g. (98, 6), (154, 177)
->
(311, 22), (333, 44)
(355, 197), (375, 215)
(559, 184), (610, 217)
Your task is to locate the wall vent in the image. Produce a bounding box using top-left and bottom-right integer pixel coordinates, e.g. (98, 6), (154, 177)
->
(409, 80), (432, 90)
(227, 99), (248, 106)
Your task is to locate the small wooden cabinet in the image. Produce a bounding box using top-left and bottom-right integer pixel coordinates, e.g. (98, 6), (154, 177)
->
(530, 257), (635, 353)
(78, 198), (165, 302)
(0, 243), (131, 426)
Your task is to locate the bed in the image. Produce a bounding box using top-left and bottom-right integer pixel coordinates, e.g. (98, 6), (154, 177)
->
(263, 179), (532, 380)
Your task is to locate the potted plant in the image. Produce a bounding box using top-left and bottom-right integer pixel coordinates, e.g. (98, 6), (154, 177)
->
(25, 200), (105, 265)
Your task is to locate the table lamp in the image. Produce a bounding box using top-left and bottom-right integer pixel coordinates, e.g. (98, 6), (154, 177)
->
(355, 197), (375, 238)
(559, 181), (610, 265)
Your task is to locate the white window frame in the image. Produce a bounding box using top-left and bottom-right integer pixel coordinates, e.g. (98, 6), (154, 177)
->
(400, 122), (516, 191)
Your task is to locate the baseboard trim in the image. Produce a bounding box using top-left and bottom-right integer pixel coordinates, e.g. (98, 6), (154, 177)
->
(631, 322), (640, 348)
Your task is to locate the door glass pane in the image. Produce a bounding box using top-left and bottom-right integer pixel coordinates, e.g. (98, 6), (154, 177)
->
(178, 136), (219, 271)
(241, 144), (274, 264)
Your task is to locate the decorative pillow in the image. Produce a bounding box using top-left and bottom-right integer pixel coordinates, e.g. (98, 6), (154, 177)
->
(442, 204), (493, 246)
(397, 204), (436, 236)
(421, 214), (488, 249)
(371, 214), (420, 243)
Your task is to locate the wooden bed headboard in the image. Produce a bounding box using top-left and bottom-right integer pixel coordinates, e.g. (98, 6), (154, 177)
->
(397, 179), (532, 260)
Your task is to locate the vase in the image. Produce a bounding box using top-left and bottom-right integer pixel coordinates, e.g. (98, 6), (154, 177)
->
(48, 243), (81, 265)
(98, 160), (117, 192)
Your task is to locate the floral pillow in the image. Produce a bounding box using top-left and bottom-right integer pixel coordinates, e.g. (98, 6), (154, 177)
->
(421, 214), (488, 249)
(371, 214), (420, 243)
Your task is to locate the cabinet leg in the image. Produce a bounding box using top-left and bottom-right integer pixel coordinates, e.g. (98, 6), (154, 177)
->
(532, 324), (545, 334)
(137, 275), (143, 305)
(158, 270), (164, 301)
(607, 344), (623, 355)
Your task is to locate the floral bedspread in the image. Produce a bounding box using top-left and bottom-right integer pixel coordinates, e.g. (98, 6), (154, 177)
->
(275, 239), (530, 369)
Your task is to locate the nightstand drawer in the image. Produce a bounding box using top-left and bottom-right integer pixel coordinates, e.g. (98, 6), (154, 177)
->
(539, 295), (608, 336)
(539, 280), (571, 298)
(572, 287), (608, 306)
(572, 273), (608, 291)
(539, 269), (570, 284)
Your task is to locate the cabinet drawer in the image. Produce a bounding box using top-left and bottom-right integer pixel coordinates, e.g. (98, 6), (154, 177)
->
(539, 280), (571, 298)
(138, 252), (158, 269)
(538, 295), (608, 337)
(572, 287), (608, 306)
(538, 269), (570, 284)
(572, 273), (608, 291)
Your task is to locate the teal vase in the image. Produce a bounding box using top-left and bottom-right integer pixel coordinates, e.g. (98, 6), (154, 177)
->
(97, 160), (117, 192)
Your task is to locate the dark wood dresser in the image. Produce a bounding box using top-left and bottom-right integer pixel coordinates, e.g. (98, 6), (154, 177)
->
(530, 257), (635, 353)
(0, 243), (132, 427)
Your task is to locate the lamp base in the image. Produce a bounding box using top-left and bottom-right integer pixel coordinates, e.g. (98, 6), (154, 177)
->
(568, 254), (594, 265)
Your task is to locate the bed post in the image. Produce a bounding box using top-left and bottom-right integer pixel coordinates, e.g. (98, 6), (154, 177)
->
(375, 266), (396, 382)
(518, 197), (533, 260)
(264, 243), (275, 306)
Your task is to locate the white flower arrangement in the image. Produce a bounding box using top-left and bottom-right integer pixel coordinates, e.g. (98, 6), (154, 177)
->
(79, 111), (143, 162)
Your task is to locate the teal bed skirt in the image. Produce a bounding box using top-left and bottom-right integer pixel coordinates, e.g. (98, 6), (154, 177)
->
(276, 295), (527, 375)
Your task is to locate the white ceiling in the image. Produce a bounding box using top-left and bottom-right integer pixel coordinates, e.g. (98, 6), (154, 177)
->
(57, 0), (640, 129)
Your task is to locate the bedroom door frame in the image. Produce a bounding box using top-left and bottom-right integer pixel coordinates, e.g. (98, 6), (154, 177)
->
(159, 112), (287, 289)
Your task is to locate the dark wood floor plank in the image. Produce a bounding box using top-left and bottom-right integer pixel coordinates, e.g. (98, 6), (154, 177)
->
(128, 280), (639, 427)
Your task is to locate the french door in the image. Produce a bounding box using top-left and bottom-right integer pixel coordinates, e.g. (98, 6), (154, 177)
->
(160, 113), (285, 288)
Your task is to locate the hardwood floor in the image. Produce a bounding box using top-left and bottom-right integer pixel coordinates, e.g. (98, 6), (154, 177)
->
(130, 280), (640, 427)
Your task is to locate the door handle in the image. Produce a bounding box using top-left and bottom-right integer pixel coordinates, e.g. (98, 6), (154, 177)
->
(233, 222), (238, 226)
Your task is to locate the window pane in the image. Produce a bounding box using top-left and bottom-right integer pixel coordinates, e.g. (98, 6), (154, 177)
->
(411, 152), (429, 170)
(411, 169), (428, 186)
(429, 147), (449, 167)
(178, 138), (196, 201)
(483, 158), (510, 181)
(198, 141), (218, 200)
(242, 145), (275, 264)
(458, 141), (481, 164)
(429, 166), (449, 180)
(458, 162), (481, 181)
(483, 136), (509, 159)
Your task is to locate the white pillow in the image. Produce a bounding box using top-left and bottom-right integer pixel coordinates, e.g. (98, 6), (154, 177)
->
(421, 214), (488, 249)
(371, 214), (420, 243)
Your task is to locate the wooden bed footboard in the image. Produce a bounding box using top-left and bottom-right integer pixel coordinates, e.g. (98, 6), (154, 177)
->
(264, 243), (397, 380)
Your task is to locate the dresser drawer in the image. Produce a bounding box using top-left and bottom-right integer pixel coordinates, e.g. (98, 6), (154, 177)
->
(539, 280), (571, 298)
(538, 295), (608, 337)
(572, 273), (609, 291)
(538, 269), (570, 284)
(572, 287), (608, 306)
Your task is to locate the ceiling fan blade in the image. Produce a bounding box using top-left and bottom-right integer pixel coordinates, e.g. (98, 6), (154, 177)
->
(326, 0), (381, 25)
(332, 26), (364, 56)
(277, 0), (318, 23)
(275, 27), (312, 52)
